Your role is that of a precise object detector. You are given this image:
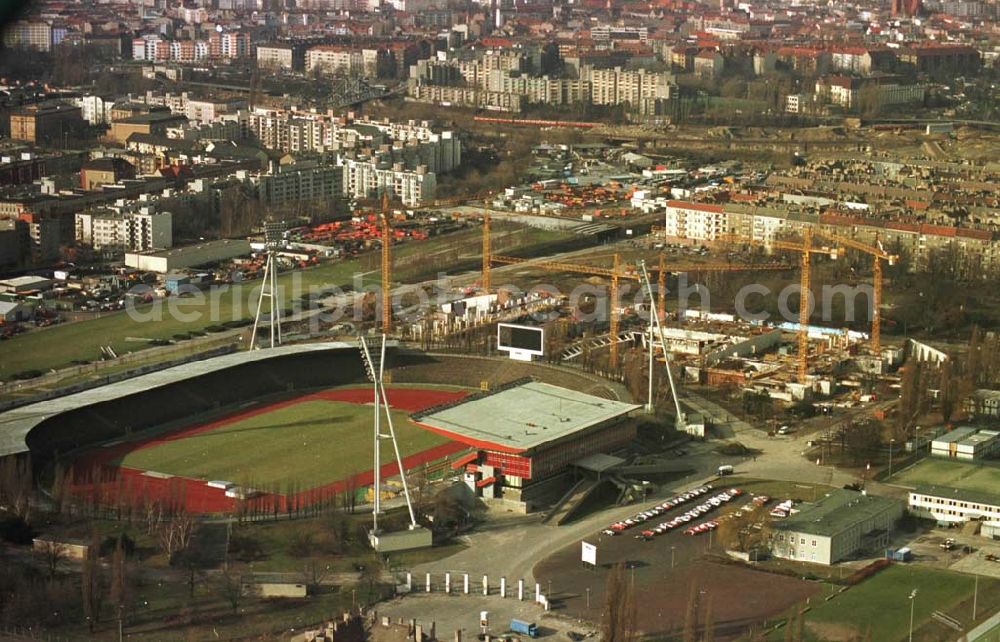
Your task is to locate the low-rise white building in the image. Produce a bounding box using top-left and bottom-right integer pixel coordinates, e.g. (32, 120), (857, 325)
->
(769, 489), (902, 565)
(908, 485), (1000, 525)
(930, 426), (1000, 460)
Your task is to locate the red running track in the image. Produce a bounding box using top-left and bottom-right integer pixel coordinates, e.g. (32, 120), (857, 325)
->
(68, 387), (468, 514)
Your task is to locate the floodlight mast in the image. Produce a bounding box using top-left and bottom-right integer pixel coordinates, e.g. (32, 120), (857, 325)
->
(358, 335), (418, 534)
(638, 260), (686, 431)
(250, 221), (285, 350)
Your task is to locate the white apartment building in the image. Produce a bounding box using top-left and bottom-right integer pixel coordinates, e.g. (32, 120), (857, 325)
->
(581, 66), (674, 107)
(3, 21), (52, 51)
(75, 209), (173, 252)
(306, 46), (364, 75)
(73, 95), (116, 125)
(663, 200), (729, 242)
(342, 158), (435, 207)
(257, 44), (295, 70)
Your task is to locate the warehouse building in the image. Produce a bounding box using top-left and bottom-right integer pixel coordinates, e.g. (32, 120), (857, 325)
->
(930, 427), (1000, 460)
(769, 489), (903, 565)
(412, 379), (640, 512)
(125, 239), (250, 273)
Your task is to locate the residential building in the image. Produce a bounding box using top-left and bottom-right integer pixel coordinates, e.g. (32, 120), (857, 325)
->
(664, 200), (729, 242)
(80, 158), (137, 191)
(965, 389), (1000, 419)
(9, 102), (85, 145)
(3, 21), (53, 51)
(582, 66), (674, 108)
(770, 490), (903, 565)
(341, 157), (435, 206)
(240, 163), (344, 210)
(109, 112), (188, 144)
(75, 209), (173, 252)
(257, 43), (296, 70)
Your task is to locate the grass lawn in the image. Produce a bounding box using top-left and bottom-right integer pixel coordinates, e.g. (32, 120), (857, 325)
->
(786, 565), (993, 642)
(892, 458), (1000, 495)
(117, 399), (449, 489)
(0, 225), (575, 380)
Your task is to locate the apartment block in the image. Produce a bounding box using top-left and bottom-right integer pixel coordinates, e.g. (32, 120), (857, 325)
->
(75, 209), (173, 252)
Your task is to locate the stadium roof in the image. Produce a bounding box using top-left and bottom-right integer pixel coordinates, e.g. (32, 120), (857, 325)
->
(771, 489), (902, 538)
(412, 380), (639, 453)
(0, 342), (365, 458)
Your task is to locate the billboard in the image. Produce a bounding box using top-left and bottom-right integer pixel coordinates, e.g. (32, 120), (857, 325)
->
(581, 541), (597, 566)
(497, 323), (544, 361)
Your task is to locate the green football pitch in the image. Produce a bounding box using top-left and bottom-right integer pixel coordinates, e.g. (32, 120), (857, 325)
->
(893, 457), (1000, 495)
(117, 399), (450, 489)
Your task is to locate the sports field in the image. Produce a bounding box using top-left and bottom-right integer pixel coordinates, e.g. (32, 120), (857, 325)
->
(786, 564), (995, 642)
(893, 457), (1000, 495)
(118, 396), (449, 489)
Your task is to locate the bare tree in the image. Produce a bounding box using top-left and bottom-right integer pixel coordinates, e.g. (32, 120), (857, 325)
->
(683, 583), (699, 642)
(36, 539), (67, 579)
(600, 563), (637, 642)
(301, 561), (330, 595)
(213, 567), (244, 614)
(156, 508), (196, 561)
(81, 531), (103, 631)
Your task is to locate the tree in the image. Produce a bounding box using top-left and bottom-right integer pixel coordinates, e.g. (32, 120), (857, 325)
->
(939, 358), (957, 424)
(109, 536), (130, 627)
(601, 563), (637, 642)
(682, 582), (699, 642)
(156, 508), (196, 562)
(36, 539), (66, 579)
(81, 531), (103, 631)
(214, 567), (243, 614)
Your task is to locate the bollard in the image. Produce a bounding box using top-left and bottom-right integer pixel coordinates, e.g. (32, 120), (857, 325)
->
(535, 582), (540, 601)
(445, 572), (451, 594)
(464, 573), (470, 595)
(406, 572), (412, 592)
(500, 576), (506, 598)
(518, 579), (524, 601)
(455, 630), (463, 642)
(426, 573), (432, 593)
(483, 575), (489, 595)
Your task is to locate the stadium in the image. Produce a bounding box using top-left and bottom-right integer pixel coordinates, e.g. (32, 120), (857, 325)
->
(0, 342), (633, 515)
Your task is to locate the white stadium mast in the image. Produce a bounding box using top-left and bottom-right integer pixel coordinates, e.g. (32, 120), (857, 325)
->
(250, 220), (285, 350)
(358, 335), (418, 537)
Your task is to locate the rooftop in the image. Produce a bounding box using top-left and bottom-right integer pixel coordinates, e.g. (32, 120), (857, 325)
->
(913, 484), (1000, 509)
(771, 489), (901, 537)
(412, 380), (639, 453)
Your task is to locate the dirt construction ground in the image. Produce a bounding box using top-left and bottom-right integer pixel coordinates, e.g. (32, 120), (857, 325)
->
(534, 506), (820, 640)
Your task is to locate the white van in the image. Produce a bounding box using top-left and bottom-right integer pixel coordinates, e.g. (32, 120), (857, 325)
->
(718, 465), (734, 476)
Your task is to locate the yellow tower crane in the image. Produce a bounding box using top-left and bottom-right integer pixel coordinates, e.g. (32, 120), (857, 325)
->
(718, 232), (841, 383)
(482, 212), (491, 292)
(380, 192), (392, 334)
(489, 253), (791, 370)
(812, 231), (898, 355)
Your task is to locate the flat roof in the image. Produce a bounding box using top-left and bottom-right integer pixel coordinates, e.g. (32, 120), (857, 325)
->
(913, 484), (1000, 508)
(772, 489), (901, 538)
(0, 342), (359, 457)
(412, 380), (639, 453)
(932, 426), (979, 445)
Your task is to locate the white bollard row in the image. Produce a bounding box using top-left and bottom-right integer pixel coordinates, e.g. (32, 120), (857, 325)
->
(401, 572), (548, 609)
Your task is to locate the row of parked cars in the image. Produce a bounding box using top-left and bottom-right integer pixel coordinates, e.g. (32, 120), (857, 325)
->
(635, 488), (744, 540)
(602, 485), (715, 536)
(684, 494), (771, 536)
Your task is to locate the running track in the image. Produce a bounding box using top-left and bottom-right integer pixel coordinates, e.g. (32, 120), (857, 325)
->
(68, 387), (468, 513)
